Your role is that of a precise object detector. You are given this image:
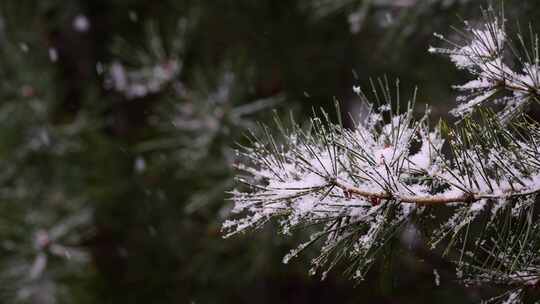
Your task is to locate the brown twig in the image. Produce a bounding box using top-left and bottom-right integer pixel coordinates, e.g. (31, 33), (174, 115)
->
(331, 179), (540, 206)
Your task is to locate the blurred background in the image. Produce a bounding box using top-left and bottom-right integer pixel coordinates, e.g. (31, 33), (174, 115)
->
(1, 0), (539, 303)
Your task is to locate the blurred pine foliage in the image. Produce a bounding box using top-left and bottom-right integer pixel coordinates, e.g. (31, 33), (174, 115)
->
(0, 0), (539, 303)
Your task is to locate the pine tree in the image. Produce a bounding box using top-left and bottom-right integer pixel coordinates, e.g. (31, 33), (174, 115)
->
(7, 0), (540, 303)
(0, 2), (287, 303)
(0, 2), (351, 303)
(225, 5), (540, 303)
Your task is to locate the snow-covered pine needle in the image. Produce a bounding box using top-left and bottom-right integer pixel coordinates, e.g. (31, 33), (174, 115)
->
(225, 5), (540, 303)
(224, 78), (540, 281)
(430, 5), (540, 123)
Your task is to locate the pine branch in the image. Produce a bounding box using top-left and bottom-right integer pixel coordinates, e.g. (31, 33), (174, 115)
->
(223, 3), (540, 303)
(224, 6), (540, 303)
(429, 5), (540, 123)
(334, 178), (540, 205)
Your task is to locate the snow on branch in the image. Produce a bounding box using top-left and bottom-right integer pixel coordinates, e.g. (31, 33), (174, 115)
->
(104, 20), (186, 99)
(224, 5), (540, 302)
(223, 78), (540, 280)
(429, 6), (540, 123)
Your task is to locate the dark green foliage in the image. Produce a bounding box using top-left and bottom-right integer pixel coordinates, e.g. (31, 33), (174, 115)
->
(0, 0), (539, 303)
